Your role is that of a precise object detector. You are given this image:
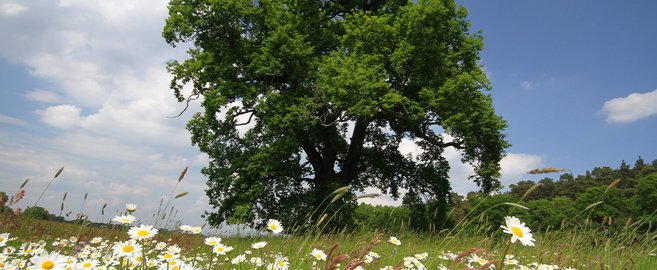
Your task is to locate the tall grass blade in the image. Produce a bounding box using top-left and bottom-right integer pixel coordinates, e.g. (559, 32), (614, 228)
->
(502, 202), (530, 210)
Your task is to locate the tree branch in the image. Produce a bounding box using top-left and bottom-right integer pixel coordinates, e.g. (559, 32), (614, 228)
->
(233, 109), (256, 126)
(168, 93), (201, 118)
(413, 131), (465, 149)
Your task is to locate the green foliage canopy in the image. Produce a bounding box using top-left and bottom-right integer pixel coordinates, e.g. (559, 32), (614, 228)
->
(163, 0), (508, 228)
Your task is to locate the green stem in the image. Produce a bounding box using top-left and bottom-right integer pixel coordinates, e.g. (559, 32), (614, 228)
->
(499, 240), (512, 270)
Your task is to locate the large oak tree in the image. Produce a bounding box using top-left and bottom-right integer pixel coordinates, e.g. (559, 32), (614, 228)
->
(163, 0), (509, 229)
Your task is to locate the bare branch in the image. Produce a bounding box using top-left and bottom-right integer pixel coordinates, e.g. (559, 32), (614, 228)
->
(168, 93), (201, 118)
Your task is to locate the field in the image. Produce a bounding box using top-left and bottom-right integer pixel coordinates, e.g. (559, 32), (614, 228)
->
(2, 168), (657, 270)
(2, 204), (656, 269)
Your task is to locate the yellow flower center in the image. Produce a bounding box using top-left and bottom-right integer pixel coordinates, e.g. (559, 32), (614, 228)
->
(277, 261), (285, 267)
(511, 226), (524, 238)
(41, 260), (55, 269)
(315, 254), (322, 259)
(164, 253), (173, 259)
(83, 263), (92, 268)
(123, 245), (135, 253)
(137, 230), (149, 237)
(270, 224), (277, 230)
(0, 237), (4, 241)
(208, 241), (216, 245)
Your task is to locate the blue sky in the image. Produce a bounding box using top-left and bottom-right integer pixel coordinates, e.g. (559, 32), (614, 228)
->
(1, 0), (656, 227)
(460, 0), (657, 172)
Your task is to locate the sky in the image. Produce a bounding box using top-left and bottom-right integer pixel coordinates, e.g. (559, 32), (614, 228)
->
(1, 0), (656, 229)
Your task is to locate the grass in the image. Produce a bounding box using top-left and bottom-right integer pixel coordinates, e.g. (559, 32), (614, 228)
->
(2, 213), (656, 269)
(1, 168), (657, 269)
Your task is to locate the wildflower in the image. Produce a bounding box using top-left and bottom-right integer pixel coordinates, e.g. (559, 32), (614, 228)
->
(212, 243), (233, 255)
(112, 240), (142, 258)
(112, 215), (135, 224)
(414, 252), (428, 260)
(77, 259), (98, 269)
(190, 226), (202, 234)
(500, 216), (536, 246)
(267, 219), (283, 234)
(504, 254), (518, 266)
(126, 203), (137, 212)
(403, 257), (425, 269)
(167, 244), (182, 254)
(250, 256), (264, 266)
(273, 255), (289, 269)
(469, 254), (489, 267)
(159, 252), (179, 261)
(310, 248), (327, 261)
(180, 225), (193, 232)
(231, 254), (246, 264)
(90, 237), (103, 244)
(204, 237), (222, 246)
(368, 251), (380, 258)
(27, 251), (68, 270)
(251, 241), (267, 249)
(0, 233), (10, 247)
(128, 224), (158, 240)
(388, 236), (401, 246)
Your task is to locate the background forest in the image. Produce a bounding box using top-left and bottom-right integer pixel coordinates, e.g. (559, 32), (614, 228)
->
(353, 157), (657, 234)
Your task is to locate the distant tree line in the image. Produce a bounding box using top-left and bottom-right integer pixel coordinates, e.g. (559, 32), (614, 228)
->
(354, 157), (657, 233)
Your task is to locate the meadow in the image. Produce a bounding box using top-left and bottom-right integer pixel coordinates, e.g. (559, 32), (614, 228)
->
(1, 168), (656, 270)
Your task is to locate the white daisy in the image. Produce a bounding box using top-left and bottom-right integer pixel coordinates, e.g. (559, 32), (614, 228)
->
(251, 241), (267, 249)
(310, 248), (326, 261)
(204, 237), (222, 246)
(0, 233), (10, 247)
(267, 219), (283, 234)
(125, 203), (137, 212)
(500, 216), (535, 246)
(128, 224), (158, 240)
(112, 215), (136, 224)
(388, 236), (401, 246)
(112, 240), (142, 258)
(27, 251), (67, 270)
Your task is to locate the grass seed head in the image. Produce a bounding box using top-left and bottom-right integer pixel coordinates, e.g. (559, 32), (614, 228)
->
(54, 166), (65, 179)
(174, 192), (188, 199)
(19, 178), (29, 189)
(178, 166), (188, 182)
(527, 167), (566, 174)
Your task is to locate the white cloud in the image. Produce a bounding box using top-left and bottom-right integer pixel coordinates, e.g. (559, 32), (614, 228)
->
(357, 187), (403, 206)
(36, 104), (82, 129)
(499, 153), (543, 186)
(361, 135), (544, 204)
(398, 137), (423, 158)
(0, 2), (27, 16)
(26, 89), (64, 103)
(521, 80), (534, 90)
(602, 89), (657, 123)
(0, 114), (29, 127)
